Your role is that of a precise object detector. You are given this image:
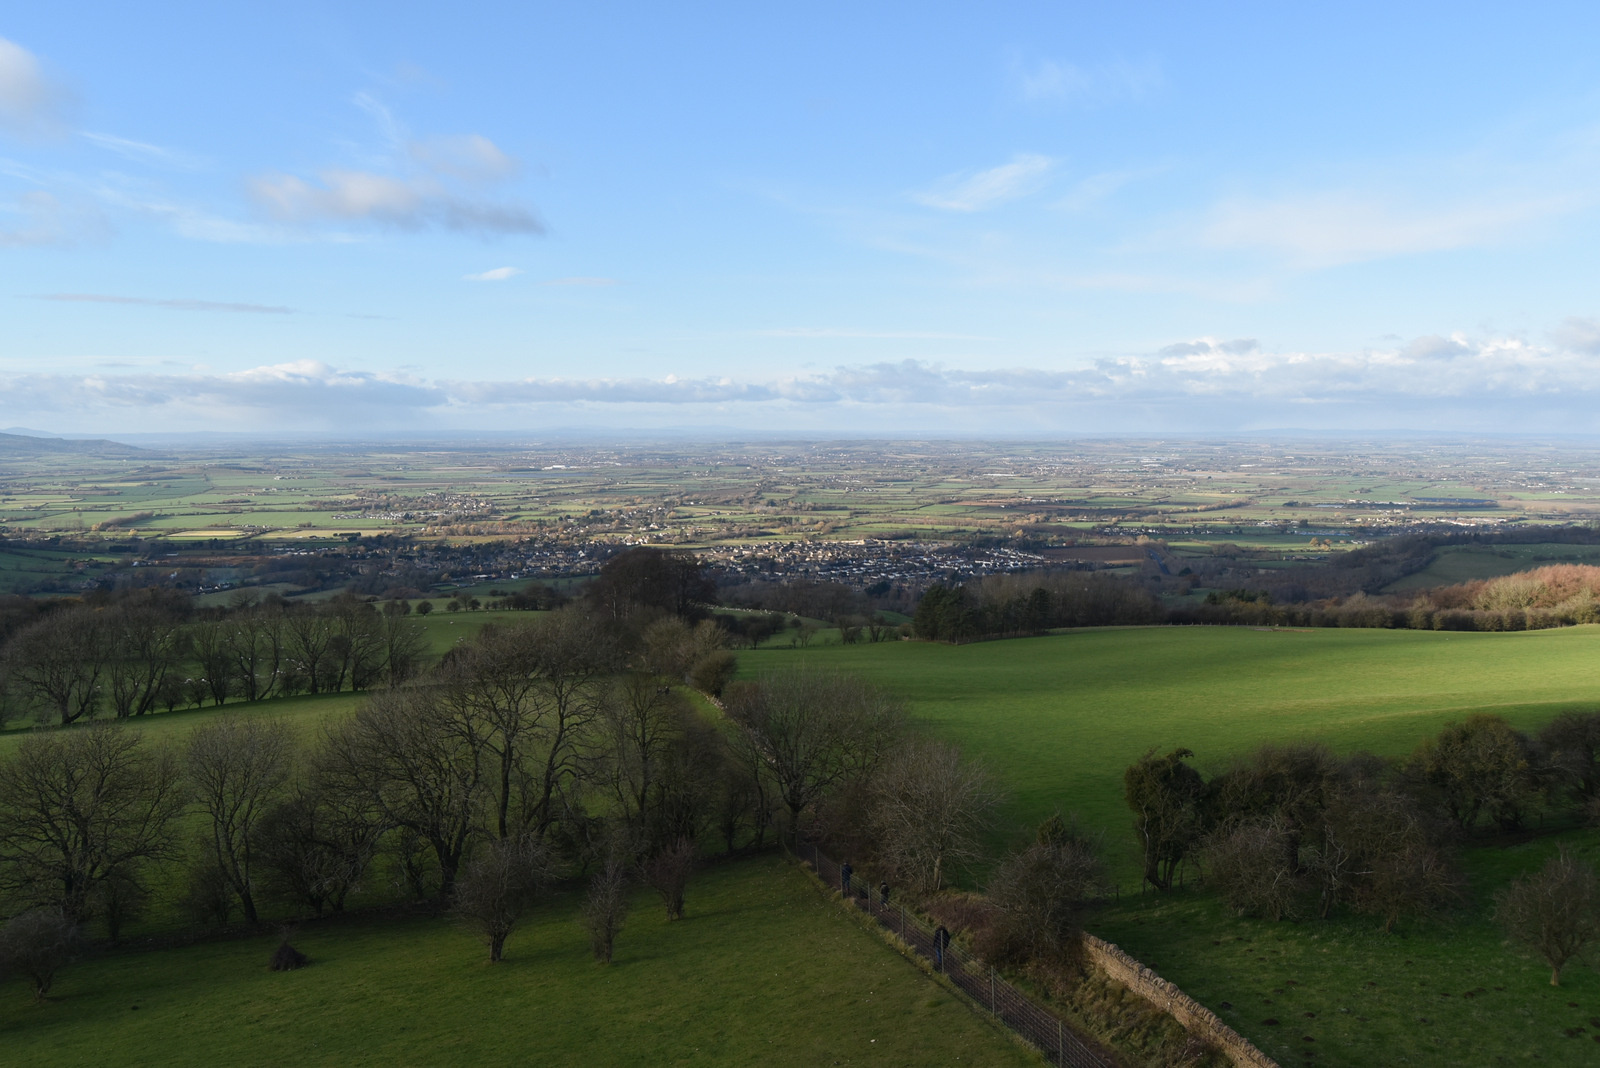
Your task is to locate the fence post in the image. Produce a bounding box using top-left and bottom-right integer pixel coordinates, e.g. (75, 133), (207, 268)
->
(990, 968), (996, 1014)
(900, 904), (905, 939)
(1058, 1019), (1063, 1066)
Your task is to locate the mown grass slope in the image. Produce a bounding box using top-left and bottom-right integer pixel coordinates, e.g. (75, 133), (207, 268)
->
(0, 855), (1038, 1067)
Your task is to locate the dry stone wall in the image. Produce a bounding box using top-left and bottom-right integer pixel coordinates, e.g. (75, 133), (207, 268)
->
(1082, 934), (1279, 1068)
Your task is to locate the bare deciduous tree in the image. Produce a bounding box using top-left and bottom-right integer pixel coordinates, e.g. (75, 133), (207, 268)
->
(320, 685), (484, 897)
(725, 669), (905, 840)
(1319, 788), (1460, 930)
(4, 607), (109, 725)
(1407, 714), (1539, 833)
(377, 610), (427, 685)
(186, 717), (293, 924)
(285, 612), (339, 694)
(190, 619), (235, 707)
(104, 604), (189, 719)
(440, 609), (619, 845)
(225, 609), (287, 703)
(0, 723), (185, 920)
(601, 673), (687, 841)
(642, 836), (696, 921)
(1496, 846), (1600, 986)
(870, 739), (1003, 894)
(454, 832), (555, 962)
(1123, 747), (1206, 892)
(255, 749), (385, 917)
(583, 846), (630, 963)
(1539, 711), (1600, 808)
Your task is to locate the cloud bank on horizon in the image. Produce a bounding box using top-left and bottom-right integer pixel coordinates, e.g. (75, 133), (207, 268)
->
(13, 322), (1600, 435)
(4, 6), (1600, 436)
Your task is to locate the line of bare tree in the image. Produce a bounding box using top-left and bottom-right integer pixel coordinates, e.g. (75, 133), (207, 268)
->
(0, 590), (428, 727)
(1125, 710), (1600, 933)
(0, 587), (1017, 989)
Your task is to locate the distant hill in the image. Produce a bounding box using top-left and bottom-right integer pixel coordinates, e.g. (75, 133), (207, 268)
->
(0, 432), (148, 457)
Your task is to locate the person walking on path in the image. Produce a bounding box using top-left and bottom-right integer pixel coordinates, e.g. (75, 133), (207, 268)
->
(879, 881), (890, 908)
(934, 925), (951, 972)
(841, 860), (853, 896)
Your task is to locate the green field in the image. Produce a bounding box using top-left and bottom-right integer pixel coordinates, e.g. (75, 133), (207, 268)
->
(12, 622), (1600, 1064)
(1385, 542), (1600, 591)
(0, 855), (1038, 1067)
(0, 690), (365, 752)
(739, 626), (1600, 1066)
(742, 625), (1600, 877)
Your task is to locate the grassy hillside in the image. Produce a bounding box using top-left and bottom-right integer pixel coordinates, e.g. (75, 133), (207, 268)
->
(741, 625), (1600, 877)
(741, 627), (1600, 1065)
(0, 855), (1038, 1067)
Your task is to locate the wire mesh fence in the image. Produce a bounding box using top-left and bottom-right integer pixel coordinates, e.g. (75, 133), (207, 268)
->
(801, 842), (1111, 1068)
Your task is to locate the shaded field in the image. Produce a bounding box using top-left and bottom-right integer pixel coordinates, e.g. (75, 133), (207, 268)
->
(0, 855), (1038, 1067)
(741, 625), (1600, 876)
(0, 691), (365, 752)
(1385, 542), (1600, 591)
(1093, 829), (1600, 1068)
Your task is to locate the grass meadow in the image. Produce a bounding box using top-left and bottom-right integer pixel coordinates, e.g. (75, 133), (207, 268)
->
(0, 855), (1038, 1067)
(741, 625), (1600, 876)
(9, 622), (1600, 1064)
(742, 626), (1600, 1065)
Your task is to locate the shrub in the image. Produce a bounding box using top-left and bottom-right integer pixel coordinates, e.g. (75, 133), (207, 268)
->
(983, 819), (1104, 965)
(1201, 820), (1304, 921)
(642, 837), (696, 921)
(0, 909), (78, 1000)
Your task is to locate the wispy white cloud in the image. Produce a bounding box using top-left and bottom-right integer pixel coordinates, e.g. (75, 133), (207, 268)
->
(1052, 165), (1166, 211)
(1200, 189), (1581, 268)
(1012, 56), (1161, 106)
(352, 92), (406, 152)
(80, 131), (206, 169)
(249, 97), (541, 238)
(0, 36), (72, 139)
(0, 190), (102, 247)
(410, 134), (517, 181)
(0, 361), (443, 430)
(31, 293), (293, 314)
(249, 168), (543, 235)
(90, 183), (310, 244)
(754, 327), (995, 340)
(913, 154), (1055, 212)
(465, 266), (521, 281)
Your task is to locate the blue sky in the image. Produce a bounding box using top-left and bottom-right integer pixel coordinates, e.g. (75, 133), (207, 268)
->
(5, 3), (1600, 436)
